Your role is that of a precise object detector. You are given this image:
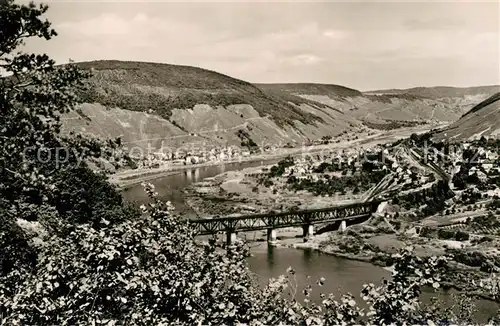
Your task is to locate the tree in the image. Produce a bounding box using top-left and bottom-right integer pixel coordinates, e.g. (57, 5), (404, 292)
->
(0, 0), (137, 276)
(0, 185), (267, 324)
(1, 0), (84, 209)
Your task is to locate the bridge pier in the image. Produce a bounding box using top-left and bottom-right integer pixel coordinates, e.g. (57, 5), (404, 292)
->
(302, 224), (314, 242)
(339, 220), (347, 233)
(267, 229), (277, 243)
(226, 231), (237, 245)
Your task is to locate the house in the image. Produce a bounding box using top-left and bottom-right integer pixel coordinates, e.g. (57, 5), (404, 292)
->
(484, 162), (494, 173)
(468, 167), (478, 176)
(477, 170), (488, 182)
(185, 156), (200, 165)
(172, 159), (185, 165)
(487, 188), (500, 197)
(296, 167), (307, 175)
(486, 150), (498, 161)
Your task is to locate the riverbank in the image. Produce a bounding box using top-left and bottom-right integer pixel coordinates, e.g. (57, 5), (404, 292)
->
(277, 225), (500, 303)
(111, 124), (440, 189)
(237, 226), (499, 304)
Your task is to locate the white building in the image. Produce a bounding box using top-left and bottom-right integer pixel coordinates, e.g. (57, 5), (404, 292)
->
(477, 170), (487, 181)
(468, 167), (478, 176)
(487, 188), (500, 197)
(484, 163), (494, 173)
(486, 150), (498, 161)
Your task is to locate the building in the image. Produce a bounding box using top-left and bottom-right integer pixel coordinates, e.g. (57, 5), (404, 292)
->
(477, 170), (488, 182)
(468, 166), (476, 175)
(487, 188), (500, 198)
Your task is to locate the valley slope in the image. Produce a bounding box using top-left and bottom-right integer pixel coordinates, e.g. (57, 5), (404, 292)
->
(62, 60), (499, 151)
(433, 92), (500, 141)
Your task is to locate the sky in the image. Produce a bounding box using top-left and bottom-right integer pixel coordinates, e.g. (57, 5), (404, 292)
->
(22, 0), (500, 91)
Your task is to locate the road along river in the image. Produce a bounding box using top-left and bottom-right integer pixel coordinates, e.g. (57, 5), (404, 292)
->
(123, 160), (498, 322)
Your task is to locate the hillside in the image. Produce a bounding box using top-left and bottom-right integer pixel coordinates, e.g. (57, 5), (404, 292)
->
(64, 61), (368, 151)
(75, 60), (322, 127)
(61, 60), (499, 151)
(433, 92), (500, 141)
(256, 83), (362, 98)
(258, 83), (494, 125)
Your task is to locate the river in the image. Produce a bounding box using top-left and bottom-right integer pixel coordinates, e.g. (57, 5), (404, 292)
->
(123, 160), (498, 322)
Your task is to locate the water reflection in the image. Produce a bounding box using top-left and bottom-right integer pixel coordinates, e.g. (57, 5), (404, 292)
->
(123, 158), (281, 216)
(267, 246), (275, 269)
(302, 248), (313, 266)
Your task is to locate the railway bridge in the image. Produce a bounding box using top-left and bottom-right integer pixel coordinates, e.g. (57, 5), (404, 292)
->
(189, 200), (382, 244)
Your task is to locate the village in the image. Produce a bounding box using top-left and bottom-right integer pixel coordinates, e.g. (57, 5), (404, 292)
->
(122, 128), (378, 170)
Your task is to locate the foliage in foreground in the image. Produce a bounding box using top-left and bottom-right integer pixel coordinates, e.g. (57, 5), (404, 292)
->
(1, 184), (497, 325)
(0, 0), (139, 276)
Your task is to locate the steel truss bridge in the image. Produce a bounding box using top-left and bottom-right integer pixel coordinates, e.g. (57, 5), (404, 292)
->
(189, 200), (381, 236)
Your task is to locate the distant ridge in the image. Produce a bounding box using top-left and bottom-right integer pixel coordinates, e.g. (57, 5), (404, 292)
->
(461, 92), (500, 118)
(433, 92), (500, 141)
(365, 85), (500, 99)
(255, 83), (362, 98)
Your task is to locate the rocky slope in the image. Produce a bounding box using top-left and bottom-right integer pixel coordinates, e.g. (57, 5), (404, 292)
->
(61, 60), (500, 151)
(433, 92), (500, 141)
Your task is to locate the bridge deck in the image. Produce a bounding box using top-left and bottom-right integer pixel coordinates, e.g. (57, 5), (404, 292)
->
(189, 200), (380, 235)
